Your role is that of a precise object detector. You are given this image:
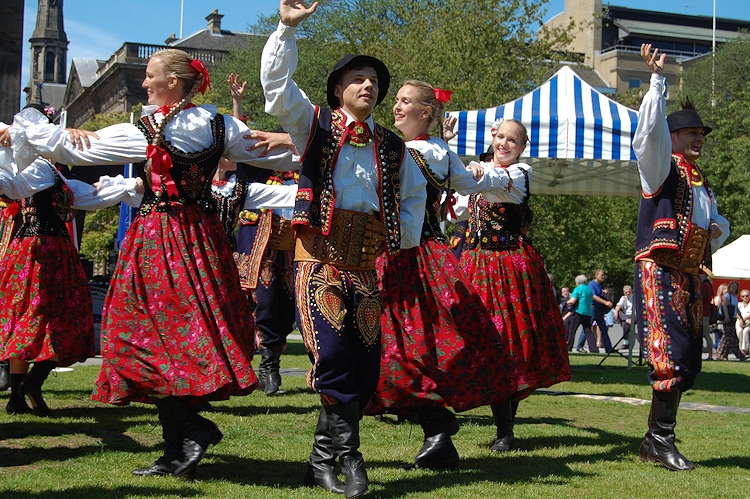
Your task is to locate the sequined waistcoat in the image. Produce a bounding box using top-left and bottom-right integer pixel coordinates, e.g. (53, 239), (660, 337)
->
(634, 154), (713, 269)
(409, 148), (447, 243)
(465, 169), (531, 251)
(293, 107), (404, 255)
(208, 173), (249, 251)
(15, 164), (75, 239)
(135, 113), (225, 215)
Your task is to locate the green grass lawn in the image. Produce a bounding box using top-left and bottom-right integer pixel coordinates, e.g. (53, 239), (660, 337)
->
(1, 342), (749, 499)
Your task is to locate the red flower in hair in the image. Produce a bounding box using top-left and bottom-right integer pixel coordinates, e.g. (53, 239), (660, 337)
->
(433, 88), (452, 103)
(190, 59), (211, 94)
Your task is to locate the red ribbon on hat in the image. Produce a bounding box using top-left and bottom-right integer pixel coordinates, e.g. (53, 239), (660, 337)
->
(433, 88), (452, 103)
(146, 144), (178, 197)
(190, 59), (211, 95)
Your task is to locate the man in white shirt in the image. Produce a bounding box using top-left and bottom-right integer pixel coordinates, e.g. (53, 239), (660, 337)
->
(261, 1), (427, 496)
(632, 44), (729, 472)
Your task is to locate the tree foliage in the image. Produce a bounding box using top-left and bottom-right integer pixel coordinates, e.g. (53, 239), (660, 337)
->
(677, 34), (750, 242)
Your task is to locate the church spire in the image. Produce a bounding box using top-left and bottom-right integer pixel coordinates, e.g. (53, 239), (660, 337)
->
(28, 0), (68, 105)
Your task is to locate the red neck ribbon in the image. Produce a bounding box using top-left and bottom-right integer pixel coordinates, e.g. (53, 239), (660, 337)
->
(413, 134), (430, 141)
(146, 144), (178, 197)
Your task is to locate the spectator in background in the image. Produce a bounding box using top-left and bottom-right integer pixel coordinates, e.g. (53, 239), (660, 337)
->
(559, 286), (577, 351)
(589, 269), (614, 352)
(699, 276), (714, 361)
(715, 281), (746, 361)
(712, 283), (727, 349)
(567, 275), (598, 352)
(737, 289), (750, 355)
(614, 285), (633, 350)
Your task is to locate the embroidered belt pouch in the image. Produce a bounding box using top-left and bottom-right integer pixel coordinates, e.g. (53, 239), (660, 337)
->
(295, 209), (387, 270)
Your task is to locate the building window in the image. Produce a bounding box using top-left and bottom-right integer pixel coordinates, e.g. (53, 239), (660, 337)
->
(45, 52), (56, 80)
(629, 78), (641, 89)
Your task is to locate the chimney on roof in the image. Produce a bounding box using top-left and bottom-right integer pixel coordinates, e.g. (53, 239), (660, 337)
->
(165, 33), (178, 45)
(206, 9), (223, 35)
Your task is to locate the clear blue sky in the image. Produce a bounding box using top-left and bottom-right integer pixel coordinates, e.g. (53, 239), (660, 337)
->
(21, 0), (750, 103)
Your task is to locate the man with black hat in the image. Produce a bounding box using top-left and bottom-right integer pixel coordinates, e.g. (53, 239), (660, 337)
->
(632, 44), (730, 471)
(261, 1), (426, 497)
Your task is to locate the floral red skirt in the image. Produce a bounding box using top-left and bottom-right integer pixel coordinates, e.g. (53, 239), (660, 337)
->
(0, 235), (94, 366)
(366, 239), (528, 415)
(460, 243), (571, 394)
(92, 205), (258, 405)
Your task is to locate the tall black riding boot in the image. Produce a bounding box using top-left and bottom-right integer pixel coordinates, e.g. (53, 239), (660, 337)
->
(490, 401), (516, 452)
(639, 390), (695, 471)
(153, 396), (223, 479)
(6, 373), (32, 415)
(304, 407), (345, 494)
(408, 406), (459, 469)
(259, 346), (283, 395)
(326, 401), (368, 499)
(133, 407), (186, 477)
(23, 360), (57, 417)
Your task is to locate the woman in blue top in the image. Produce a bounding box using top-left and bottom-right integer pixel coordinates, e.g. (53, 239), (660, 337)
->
(567, 274), (598, 352)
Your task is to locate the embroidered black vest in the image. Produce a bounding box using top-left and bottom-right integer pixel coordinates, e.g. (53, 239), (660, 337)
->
(410, 148), (447, 243)
(465, 169), (532, 251)
(634, 154), (713, 269)
(134, 113), (225, 216)
(293, 107), (404, 254)
(15, 163), (75, 239)
(208, 173), (249, 251)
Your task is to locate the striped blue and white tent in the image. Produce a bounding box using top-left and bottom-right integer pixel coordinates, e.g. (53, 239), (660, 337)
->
(448, 66), (641, 197)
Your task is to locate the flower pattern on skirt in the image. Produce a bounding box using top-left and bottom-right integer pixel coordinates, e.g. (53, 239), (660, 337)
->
(366, 240), (529, 415)
(0, 235), (94, 366)
(460, 243), (571, 393)
(91, 205), (257, 405)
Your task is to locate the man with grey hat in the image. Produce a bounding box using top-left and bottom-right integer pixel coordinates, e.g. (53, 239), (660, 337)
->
(632, 43), (730, 472)
(261, 1), (426, 496)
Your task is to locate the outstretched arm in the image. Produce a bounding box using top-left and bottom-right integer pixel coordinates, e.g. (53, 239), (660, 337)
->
(633, 43), (671, 195)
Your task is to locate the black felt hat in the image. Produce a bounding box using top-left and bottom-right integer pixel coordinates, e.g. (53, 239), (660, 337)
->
(326, 54), (390, 110)
(479, 144), (493, 162)
(667, 109), (712, 136)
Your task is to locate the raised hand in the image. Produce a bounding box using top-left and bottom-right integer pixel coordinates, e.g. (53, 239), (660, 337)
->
(442, 115), (458, 141)
(640, 43), (665, 74)
(280, 0), (319, 27)
(228, 73), (247, 100)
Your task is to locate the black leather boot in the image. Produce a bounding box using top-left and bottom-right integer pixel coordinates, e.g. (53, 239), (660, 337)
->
(133, 408), (187, 477)
(23, 360), (57, 417)
(639, 390), (695, 471)
(406, 406), (459, 469)
(489, 401), (517, 452)
(326, 402), (368, 499)
(153, 396), (223, 479)
(259, 346), (283, 395)
(304, 408), (345, 494)
(6, 373), (32, 415)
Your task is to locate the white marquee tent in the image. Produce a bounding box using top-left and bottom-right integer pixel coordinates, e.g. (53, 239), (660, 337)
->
(447, 66), (641, 197)
(712, 235), (750, 279)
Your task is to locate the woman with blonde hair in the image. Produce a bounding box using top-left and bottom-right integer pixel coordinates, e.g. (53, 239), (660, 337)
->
(7, 48), (297, 479)
(366, 80), (526, 470)
(455, 118), (571, 453)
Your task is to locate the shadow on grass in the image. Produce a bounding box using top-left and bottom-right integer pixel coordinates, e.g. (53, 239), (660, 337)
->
(2, 485), (200, 499)
(570, 363), (750, 397)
